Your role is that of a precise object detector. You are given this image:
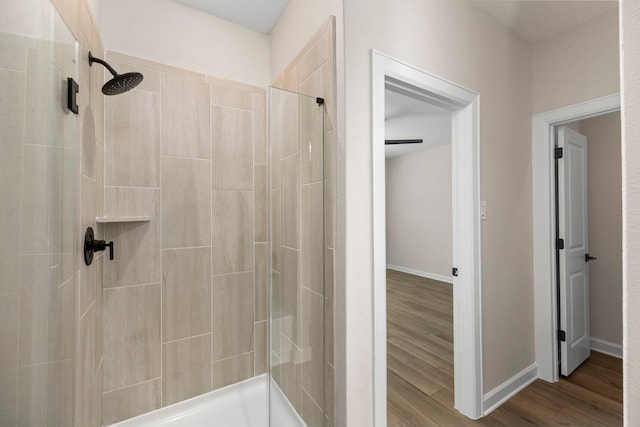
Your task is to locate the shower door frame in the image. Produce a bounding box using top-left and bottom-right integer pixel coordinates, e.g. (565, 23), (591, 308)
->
(371, 50), (483, 423)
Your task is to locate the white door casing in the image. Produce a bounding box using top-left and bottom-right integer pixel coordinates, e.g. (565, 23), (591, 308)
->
(372, 50), (483, 423)
(557, 126), (591, 376)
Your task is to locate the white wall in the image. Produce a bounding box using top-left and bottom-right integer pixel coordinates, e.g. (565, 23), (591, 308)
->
(386, 145), (453, 279)
(578, 112), (622, 349)
(621, 0), (640, 423)
(344, 1), (534, 422)
(100, 0), (270, 87)
(532, 8), (619, 114)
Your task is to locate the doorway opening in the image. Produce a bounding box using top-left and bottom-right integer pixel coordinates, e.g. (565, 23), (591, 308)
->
(554, 111), (623, 377)
(533, 94), (621, 382)
(384, 89), (455, 423)
(371, 50), (483, 424)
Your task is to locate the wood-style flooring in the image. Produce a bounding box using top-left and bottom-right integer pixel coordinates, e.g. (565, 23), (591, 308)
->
(387, 269), (623, 426)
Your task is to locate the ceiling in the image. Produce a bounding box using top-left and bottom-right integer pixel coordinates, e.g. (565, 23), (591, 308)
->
(172, 0), (289, 33)
(170, 0), (619, 42)
(469, 0), (618, 43)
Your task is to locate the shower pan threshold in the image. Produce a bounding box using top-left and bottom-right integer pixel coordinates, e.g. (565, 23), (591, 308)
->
(107, 374), (305, 427)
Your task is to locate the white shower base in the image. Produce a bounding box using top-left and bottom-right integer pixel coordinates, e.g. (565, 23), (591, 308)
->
(108, 374), (304, 427)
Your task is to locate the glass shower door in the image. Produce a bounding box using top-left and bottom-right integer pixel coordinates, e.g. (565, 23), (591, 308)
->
(0, 3), (78, 425)
(269, 87), (326, 426)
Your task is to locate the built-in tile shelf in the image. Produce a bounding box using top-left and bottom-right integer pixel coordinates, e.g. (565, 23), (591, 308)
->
(96, 216), (152, 224)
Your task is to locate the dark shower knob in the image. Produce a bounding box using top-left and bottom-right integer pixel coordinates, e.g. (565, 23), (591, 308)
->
(84, 227), (114, 265)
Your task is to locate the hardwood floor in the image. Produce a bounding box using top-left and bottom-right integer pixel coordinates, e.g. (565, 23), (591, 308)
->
(387, 269), (623, 426)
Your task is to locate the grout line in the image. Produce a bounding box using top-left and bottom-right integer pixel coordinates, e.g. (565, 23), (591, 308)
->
(161, 246), (212, 252)
(160, 154), (211, 162)
(163, 332), (212, 345)
(210, 102), (253, 113)
(103, 282), (160, 290)
(211, 270), (254, 278)
(103, 377), (162, 395)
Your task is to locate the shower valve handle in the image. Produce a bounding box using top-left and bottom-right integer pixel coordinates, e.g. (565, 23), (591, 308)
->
(84, 227), (114, 265)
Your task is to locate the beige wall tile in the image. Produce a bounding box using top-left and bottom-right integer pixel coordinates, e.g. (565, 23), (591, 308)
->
(281, 247), (300, 346)
(104, 186), (159, 218)
(280, 336), (302, 413)
(302, 389), (325, 427)
(102, 379), (161, 425)
(161, 73), (210, 159)
(0, 42), (27, 71)
(211, 106), (253, 190)
(17, 364), (47, 426)
(0, 406), (16, 426)
(19, 255), (74, 364)
(93, 362), (103, 427)
(103, 284), (161, 392)
(105, 90), (160, 187)
(77, 303), (96, 427)
(300, 64), (327, 111)
(162, 248), (212, 342)
(296, 32), (329, 85)
(271, 270), (282, 357)
(24, 47), (49, 146)
(162, 334), (212, 406)
(0, 291), (18, 409)
(271, 189), (281, 272)
(212, 272), (254, 360)
(254, 321), (267, 375)
(211, 84), (252, 110)
(255, 243), (268, 322)
(212, 190), (254, 275)
(104, 188), (161, 287)
(253, 93), (267, 165)
(0, 256), (20, 295)
(301, 288), (325, 409)
(325, 363), (335, 426)
(302, 182), (324, 295)
(21, 145), (51, 255)
(282, 153), (300, 249)
(0, 70), (24, 261)
(275, 89), (300, 158)
(254, 165), (268, 243)
(95, 256), (103, 369)
(325, 179), (335, 250)
(17, 360), (74, 427)
(80, 91), (97, 180)
(212, 352), (253, 390)
(162, 157), (211, 249)
(300, 96), (324, 185)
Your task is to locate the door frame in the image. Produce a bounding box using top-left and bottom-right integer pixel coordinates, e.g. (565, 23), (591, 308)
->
(532, 93), (620, 382)
(372, 50), (483, 423)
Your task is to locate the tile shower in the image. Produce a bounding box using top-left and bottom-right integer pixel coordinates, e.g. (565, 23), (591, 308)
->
(100, 52), (269, 424)
(0, 0), (336, 424)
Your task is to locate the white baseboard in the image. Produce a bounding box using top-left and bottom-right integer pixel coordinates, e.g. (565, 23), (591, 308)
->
(386, 264), (453, 284)
(591, 337), (623, 359)
(483, 363), (537, 416)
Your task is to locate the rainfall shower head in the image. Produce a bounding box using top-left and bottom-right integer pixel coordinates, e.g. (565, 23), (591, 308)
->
(88, 52), (144, 95)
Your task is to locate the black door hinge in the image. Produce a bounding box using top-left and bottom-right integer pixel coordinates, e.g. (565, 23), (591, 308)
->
(555, 147), (563, 159)
(558, 330), (566, 342)
(452, 267), (458, 277)
(556, 238), (565, 250)
(316, 97), (324, 105)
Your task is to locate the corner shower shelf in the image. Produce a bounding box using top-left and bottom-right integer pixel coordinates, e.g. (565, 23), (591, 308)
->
(96, 216), (152, 224)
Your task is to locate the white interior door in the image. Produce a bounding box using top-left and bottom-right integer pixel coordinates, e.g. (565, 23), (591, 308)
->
(558, 126), (591, 376)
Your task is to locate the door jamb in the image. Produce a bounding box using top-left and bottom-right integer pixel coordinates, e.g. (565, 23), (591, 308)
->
(532, 93), (620, 382)
(371, 50), (483, 423)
